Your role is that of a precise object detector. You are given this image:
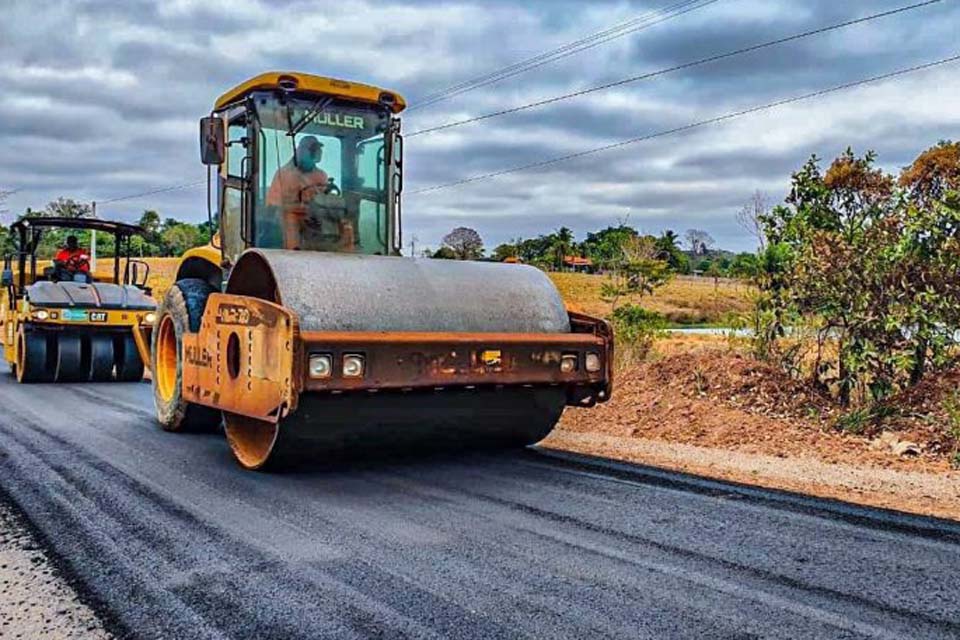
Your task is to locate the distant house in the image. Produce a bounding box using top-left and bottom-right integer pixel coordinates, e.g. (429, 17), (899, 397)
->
(562, 256), (595, 273)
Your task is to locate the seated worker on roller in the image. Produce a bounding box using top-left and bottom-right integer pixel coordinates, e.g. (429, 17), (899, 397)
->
(53, 235), (92, 282)
(266, 135), (354, 251)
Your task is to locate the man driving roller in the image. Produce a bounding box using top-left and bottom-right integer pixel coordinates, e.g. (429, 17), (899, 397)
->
(53, 235), (91, 282)
(267, 135), (345, 250)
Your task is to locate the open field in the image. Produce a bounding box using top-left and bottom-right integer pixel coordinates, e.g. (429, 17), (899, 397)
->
(549, 271), (754, 325)
(131, 257), (178, 300)
(130, 257), (753, 326)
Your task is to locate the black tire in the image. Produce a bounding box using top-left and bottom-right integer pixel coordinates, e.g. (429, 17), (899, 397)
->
(115, 334), (144, 382)
(88, 334), (115, 381)
(55, 333), (84, 382)
(152, 278), (220, 432)
(16, 328), (54, 383)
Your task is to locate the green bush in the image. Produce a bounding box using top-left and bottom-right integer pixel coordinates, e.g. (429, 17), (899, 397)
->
(754, 144), (960, 406)
(610, 305), (665, 366)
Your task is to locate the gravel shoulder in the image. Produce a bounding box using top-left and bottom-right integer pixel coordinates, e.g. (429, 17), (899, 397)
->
(0, 497), (113, 639)
(543, 430), (960, 521)
(552, 336), (960, 521)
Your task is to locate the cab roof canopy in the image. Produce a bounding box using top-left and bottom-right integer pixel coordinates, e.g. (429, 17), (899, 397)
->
(214, 71), (407, 114)
(12, 216), (145, 237)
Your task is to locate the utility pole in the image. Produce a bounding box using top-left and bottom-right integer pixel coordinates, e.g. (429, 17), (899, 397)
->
(90, 200), (98, 274)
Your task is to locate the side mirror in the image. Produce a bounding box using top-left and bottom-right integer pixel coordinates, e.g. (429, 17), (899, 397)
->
(125, 259), (150, 289)
(199, 116), (225, 165)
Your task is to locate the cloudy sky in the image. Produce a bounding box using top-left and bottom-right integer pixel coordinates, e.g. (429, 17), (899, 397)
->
(1, 0), (957, 253)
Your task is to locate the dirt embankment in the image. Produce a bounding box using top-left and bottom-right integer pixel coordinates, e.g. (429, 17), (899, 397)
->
(548, 337), (960, 520)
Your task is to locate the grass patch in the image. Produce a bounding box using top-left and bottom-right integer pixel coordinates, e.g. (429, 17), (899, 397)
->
(549, 272), (754, 325)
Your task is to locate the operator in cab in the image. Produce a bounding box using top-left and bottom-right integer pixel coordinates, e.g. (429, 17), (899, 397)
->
(266, 135), (354, 251)
(53, 235), (92, 282)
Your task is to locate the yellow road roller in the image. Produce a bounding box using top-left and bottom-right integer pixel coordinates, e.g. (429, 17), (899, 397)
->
(145, 71), (613, 470)
(2, 217), (156, 383)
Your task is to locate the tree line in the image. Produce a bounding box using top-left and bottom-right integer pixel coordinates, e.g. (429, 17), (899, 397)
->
(434, 224), (758, 279)
(0, 199), (214, 259)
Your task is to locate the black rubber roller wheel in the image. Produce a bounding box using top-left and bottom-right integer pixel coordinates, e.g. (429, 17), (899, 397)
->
(88, 334), (115, 382)
(223, 387), (567, 472)
(114, 334), (144, 382)
(55, 333), (84, 382)
(152, 278), (220, 432)
(15, 328), (55, 383)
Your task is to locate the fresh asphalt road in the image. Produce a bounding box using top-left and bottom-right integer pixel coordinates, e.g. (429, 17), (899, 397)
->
(1, 366), (959, 639)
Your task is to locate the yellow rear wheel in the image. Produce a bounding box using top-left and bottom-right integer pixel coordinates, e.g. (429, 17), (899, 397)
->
(151, 279), (220, 432)
(155, 315), (177, 403)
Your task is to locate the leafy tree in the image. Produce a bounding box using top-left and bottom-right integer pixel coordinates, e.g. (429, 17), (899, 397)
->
(517, 235), (556, 266)
(0, 189), (10, 255)
(601, 235), (672, 311)
(161, 223), (204, 257)
(755, 146), (960, 407)
(441, 226), (484, 260)
(899, 140), (960, 207)
(581, 225), (639, 268)
(196, 219), (219, 245)
(728, 252), (760, 279)
(551, 226), (575, 271)
(493, 242), (519, 261)
(138, 210), (162, 237)
(134, 209), (164, 255)
(654, 229), (688, 272)
(431, 246), (457, 260)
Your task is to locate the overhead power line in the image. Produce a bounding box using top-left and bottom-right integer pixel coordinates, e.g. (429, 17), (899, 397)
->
(408, 0), (721, 111)
(97, 179), (206, 206)
(408, 53), (960, 196)
(407, 0), (944, 138)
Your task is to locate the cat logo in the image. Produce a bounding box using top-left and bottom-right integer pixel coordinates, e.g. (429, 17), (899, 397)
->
(89, 312), (108, 323)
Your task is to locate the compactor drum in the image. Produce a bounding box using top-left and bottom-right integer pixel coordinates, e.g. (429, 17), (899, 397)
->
(1, 218), (156, 383)
(145, 72), (613, 470)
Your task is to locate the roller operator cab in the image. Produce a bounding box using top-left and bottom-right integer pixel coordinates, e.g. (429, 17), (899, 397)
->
(148, 71), (614, 471)
(1, 217), (156, 384)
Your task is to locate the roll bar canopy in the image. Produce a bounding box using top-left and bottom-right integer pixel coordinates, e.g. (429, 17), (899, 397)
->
(11, 216), (146, 238)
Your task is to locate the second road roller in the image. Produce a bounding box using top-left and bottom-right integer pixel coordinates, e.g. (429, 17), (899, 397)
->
(141, 71), (613, 470)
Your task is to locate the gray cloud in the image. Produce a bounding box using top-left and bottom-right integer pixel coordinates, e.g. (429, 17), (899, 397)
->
(0, 0), (957, 253)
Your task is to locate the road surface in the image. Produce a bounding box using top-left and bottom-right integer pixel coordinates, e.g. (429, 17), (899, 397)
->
(1, 367), (959, 639)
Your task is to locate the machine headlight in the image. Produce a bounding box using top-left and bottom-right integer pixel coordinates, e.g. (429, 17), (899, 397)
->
(585, 352), (602, 373)
(144, 312), (157, 325)
(309, 354), (333, 379)
(560, 354), (578, 374)
(32, 310), (49, 321)
(342, 354), (365, 378)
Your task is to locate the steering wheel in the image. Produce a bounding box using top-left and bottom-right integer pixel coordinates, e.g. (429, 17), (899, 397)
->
(64, 254), (89, 274)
